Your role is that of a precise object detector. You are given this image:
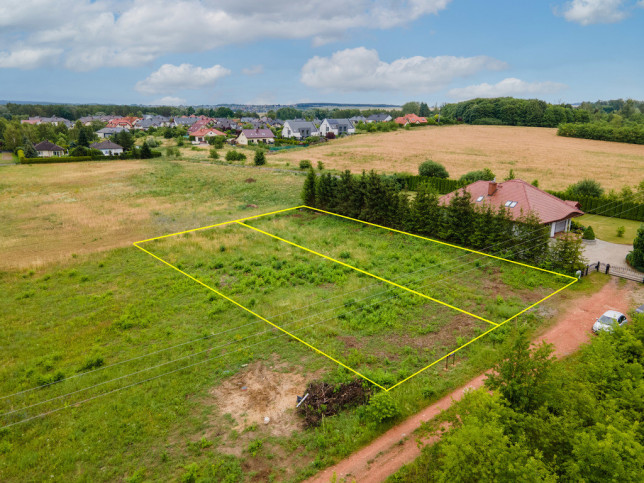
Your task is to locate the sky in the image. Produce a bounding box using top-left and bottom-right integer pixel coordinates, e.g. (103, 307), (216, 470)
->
(0, 0), (643, 106)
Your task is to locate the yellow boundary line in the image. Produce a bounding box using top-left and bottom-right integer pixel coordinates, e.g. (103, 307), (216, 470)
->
(238, 221), (498, 327)
(133, 241), (388, 391)
(134, 205), (577, 391)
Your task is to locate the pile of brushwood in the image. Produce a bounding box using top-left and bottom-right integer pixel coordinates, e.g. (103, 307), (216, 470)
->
(298, 380), (371, 427)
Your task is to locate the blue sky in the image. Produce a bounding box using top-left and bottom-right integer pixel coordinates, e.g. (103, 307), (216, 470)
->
(0, 0), (642, 106)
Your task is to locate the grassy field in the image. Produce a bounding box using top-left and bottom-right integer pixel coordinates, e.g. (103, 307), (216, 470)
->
(578, 214), (642, 244)
(268, 125), (644, 191)
(0, 159), (606, 481)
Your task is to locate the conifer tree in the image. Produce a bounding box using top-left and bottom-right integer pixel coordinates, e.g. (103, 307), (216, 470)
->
(302, 168), (317, 207)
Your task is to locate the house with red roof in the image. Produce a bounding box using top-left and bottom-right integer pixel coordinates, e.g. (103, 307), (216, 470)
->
(394, 113), (428, 126)
(191, 127), (226, 144)
(106, 117), (140, 129)
(440, 179), (584, 237)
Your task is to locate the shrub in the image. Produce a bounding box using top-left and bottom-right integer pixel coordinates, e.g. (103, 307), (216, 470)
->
(317, 161), (324, 171)
(254, 150), (266, 166)
(363, 392), (400, 424)
(418, 160), (449, 178)
(565, 178), (604, 198)
(582, 226), (596, 240)
(617, 225), (625, 237)
(299, 159), (312, 170)
(459, 168), (495, 184)
(176, 136), (184, 147)
(225, 150), (246, 162)
(145, 137), (158, 148)
(209, 149), (219, 160)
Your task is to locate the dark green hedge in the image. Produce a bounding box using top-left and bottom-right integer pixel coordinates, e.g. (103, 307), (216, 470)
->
(557, 122), (644, 144)
(547, 191), (644, 222)
(21, 151), (162, 164)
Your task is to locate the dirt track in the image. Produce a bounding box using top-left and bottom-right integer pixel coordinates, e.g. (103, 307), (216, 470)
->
(307, 277), (638, 483)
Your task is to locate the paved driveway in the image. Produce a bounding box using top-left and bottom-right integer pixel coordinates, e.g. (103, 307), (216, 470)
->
(583, 239), (633, 268)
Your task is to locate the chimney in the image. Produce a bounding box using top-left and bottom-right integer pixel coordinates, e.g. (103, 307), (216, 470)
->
(488, 178), (497, 196)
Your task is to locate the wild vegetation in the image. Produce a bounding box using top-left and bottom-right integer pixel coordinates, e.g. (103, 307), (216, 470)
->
(390, 316), (644, 482)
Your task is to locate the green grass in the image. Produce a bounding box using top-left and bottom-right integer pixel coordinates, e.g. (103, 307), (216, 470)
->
(577, 214), (642, 244)
(0, 160), (595, 482)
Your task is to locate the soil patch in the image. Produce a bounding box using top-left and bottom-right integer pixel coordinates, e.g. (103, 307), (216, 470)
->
(210, 360), (316, 438)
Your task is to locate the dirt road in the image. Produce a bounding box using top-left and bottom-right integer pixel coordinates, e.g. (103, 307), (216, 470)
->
(308, 277), (637, 483)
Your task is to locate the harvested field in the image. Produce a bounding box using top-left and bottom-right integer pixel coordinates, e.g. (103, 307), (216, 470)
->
(270, 125), (644, 191)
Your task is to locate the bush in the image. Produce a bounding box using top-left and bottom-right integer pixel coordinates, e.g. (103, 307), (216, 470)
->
(254, 150), (266, 166)
(582, 226), (596, 240)
(209, 149), (219, 160)
(418, 160), (449, 178)
(317, 161), (324, 171)
(363, 392), (400, 424)
(459, 168), (495, 184)
(617, 225), (626, 237)
(299, 159), (312, 170)
(565, 179), (604, 198)
(225, 150), (246, 162)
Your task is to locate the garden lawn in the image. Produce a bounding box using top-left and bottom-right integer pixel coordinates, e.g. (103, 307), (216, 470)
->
(577, 214), (642, 244)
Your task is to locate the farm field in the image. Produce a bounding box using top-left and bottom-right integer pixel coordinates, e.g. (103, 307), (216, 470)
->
(269, 125), (644, 191)
(0, 159), (590, 482)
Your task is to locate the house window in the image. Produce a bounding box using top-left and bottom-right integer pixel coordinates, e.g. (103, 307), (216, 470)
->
(509, 201), (518, 208)
(476, 196), (484, 202)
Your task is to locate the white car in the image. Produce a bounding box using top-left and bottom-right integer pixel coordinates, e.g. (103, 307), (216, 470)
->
(592, 310), (627, 334)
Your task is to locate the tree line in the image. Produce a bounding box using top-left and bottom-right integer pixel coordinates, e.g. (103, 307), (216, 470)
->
(302, 170), (585, 273)
(439, 97), (590, 127)
(390, 317), (644, 482)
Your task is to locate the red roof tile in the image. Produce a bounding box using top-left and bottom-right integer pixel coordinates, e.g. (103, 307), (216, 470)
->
(439, 179), (584, 224)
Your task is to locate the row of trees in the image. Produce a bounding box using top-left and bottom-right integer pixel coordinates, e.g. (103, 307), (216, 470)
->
(558, 122), (644, 145)
(439, 97), (590, 127)
(302, 170), (585, 272)
(393, 319), (644, 481)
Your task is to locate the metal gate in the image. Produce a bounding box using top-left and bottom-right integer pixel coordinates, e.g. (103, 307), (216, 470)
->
(584, 261), (644, 283)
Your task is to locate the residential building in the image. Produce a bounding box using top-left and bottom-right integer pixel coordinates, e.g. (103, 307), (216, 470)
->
(439, 179), (584, 237)
(106, 117), (140, 129)
(319, 118), (355, 137)
(237, 128), (275, 145)
(281, 120), (319, 139)
(90, 140), (124, 156)
(191, 128), (226, 144)
(33, 140), (65, 157)
(367, 113), (393, 123)
(394, 113), (427, 125)
(96, 127), (129, 139)
(349, 115), (367, 124)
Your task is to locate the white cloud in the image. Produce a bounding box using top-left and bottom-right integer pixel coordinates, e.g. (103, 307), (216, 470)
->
(559, 0), (629, 25)
(151, 96), (187, 106)
(0, 47), (62, 69)
(135, 63), (231, 95)
(242, 65), (264, 76)
(0, 0), (452, 70)
(301, 47), (506, 93)
(448, 78), (567, 100)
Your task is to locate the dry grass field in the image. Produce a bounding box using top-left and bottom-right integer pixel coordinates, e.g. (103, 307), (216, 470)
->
(0, 160), (303, 270)
(270, 125), (644, 191)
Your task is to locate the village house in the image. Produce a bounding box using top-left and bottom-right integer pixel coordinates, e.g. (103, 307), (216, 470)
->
(440, 179), (584, 238)
(281, 120), (319, 139)
(367, 113), (393, 123)
(96, 127), (129, 139)
(191, 127), (226, 144)
(33, 140), (65, 157)
(349, 115), (367, 124)
(106, 117), (140, 129)
(319, 118), (355, 137)
(394, 113), (427, 126)
(90, 140), (124, 156)
(236, 128), (275, 145)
